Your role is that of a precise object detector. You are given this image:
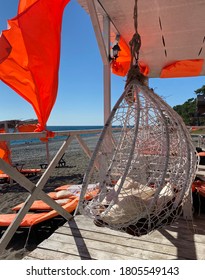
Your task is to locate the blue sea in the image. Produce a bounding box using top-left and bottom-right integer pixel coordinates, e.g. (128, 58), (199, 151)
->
(11, 125), (103, 146)
(48, 125), (103, 132)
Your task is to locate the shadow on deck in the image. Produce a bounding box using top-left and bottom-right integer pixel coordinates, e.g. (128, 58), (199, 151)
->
(23, 214), (205, 260)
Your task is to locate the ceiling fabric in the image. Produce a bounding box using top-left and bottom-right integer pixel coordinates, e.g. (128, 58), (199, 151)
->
(78, 0), (205, 78)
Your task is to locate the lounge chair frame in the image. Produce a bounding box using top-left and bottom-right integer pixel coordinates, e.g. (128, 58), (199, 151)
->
(40, 153), (67, 169)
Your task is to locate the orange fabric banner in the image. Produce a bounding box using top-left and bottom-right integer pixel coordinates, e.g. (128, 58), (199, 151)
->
(0, 0), (70, 131)
(160, 59), (204, 78)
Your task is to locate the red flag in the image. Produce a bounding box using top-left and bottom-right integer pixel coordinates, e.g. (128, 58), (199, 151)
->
(0, 0), (70, 131)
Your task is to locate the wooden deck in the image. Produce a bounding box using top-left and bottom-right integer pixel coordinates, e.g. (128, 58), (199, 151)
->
(23, 214), (205, 260)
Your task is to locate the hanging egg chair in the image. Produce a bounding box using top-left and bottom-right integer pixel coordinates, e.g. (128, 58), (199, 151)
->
(77, 0), (198, 237)
(78, 80), (197, 236)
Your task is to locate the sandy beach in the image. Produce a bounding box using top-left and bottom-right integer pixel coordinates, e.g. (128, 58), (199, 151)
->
(0, 136), (98, 260)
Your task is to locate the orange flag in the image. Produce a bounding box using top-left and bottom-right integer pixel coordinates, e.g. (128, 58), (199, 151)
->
(0, 0), (70, 131)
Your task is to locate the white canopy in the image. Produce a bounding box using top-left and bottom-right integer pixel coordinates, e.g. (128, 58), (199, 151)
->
(77, 0), (205, 78)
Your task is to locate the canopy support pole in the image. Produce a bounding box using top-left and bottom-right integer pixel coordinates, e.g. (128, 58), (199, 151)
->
(86, 0), (111, 123)
(103, 15), (111, 124)
(86, 0), (109, 65)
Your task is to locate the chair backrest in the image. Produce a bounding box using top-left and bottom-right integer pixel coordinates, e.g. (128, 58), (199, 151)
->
(59, 153), (65, 162)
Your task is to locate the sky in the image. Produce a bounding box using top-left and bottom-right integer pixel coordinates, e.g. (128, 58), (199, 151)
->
(0, 0), (205, 126)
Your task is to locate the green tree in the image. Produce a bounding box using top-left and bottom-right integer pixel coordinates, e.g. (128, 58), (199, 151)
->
(172, 85), (205, 125)
(195, 85), (205, 95)
(194, 85), (205, 125)
(173, 98), (196, 125)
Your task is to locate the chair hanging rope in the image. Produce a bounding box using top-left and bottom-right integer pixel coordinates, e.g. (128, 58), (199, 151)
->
(77, 0), (198, 236)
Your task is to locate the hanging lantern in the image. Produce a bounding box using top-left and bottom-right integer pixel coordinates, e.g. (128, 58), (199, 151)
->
(110, 34), (121, 61)
(78, 80), (198, 236)
(111, 43), (121, 59)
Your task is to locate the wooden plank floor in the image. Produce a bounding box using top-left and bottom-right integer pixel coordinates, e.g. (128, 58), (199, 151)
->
(23, 214), (205, 260)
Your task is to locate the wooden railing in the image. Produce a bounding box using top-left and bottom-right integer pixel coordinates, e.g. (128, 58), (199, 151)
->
(191, 134), (205, 149)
